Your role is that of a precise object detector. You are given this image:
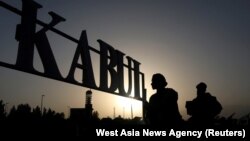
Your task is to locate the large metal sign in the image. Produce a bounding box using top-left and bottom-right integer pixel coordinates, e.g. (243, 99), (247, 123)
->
(0, 0), (147, 103)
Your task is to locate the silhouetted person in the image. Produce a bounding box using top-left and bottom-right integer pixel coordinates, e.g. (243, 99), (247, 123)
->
(146, 73), (182, 127)
(186, 82), (222, 127)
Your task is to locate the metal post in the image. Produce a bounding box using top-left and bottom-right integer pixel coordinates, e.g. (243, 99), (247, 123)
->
(67, 106), (71, 119)
(41, 95), (45, 115)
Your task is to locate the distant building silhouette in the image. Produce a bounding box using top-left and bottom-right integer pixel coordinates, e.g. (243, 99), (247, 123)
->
(70, 90), (93, 122)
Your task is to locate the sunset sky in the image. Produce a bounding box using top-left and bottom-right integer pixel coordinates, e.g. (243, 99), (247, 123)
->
(0, 0), (249, 120)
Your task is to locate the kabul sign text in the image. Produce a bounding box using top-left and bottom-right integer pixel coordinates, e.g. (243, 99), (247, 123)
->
(0, 0), (146, 101)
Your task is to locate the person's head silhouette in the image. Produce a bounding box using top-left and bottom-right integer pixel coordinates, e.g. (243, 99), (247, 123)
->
(196, 82), (207, 96)
(151, 73), (168, 90)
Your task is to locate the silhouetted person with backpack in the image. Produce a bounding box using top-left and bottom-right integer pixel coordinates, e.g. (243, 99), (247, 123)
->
(186, 82), (222, 128)
(146, 73), (183, 128)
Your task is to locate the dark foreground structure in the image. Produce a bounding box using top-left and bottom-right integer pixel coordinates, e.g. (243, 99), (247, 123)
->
(0, 100), (249, 138)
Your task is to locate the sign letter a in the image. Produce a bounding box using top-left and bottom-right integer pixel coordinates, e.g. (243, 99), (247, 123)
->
(67, 31), (96, 88)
